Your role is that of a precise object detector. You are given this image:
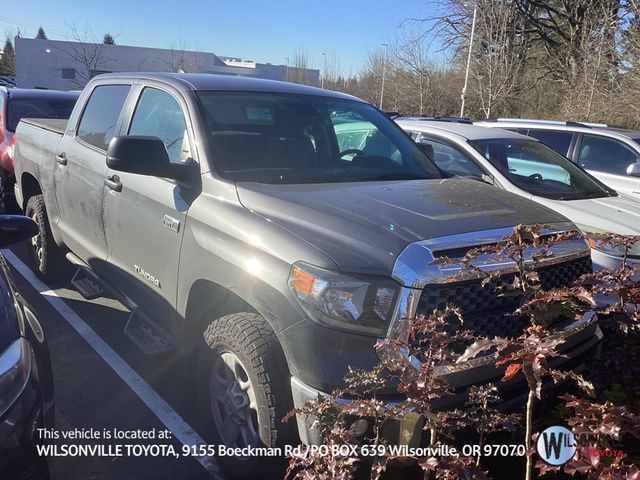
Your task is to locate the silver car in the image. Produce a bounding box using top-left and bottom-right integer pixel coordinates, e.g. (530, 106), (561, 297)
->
(474, 118), (640, 199)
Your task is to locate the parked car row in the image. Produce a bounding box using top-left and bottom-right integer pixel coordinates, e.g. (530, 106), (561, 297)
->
(7, 73), (608, 479)
(2, 75), (635, 479)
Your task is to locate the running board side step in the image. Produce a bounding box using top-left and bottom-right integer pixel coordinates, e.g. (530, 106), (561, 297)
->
(70, 268), (106, 300)
(125, 309), (174, 353)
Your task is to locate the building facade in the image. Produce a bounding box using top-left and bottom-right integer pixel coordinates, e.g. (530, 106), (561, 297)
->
(15, 37), (319, 90)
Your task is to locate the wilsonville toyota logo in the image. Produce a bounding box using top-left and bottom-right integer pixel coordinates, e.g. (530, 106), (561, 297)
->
(536, 425), (577, 465)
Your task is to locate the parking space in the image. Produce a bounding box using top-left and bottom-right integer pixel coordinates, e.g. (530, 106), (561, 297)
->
(4, 243), (221, 480)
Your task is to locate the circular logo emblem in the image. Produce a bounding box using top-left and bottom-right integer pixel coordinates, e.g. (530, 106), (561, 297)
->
(536, 425), (577, 465)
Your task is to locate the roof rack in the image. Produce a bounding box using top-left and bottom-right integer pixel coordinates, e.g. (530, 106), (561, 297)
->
(487, 118), (609, 129)
(396, 115), (474, 124)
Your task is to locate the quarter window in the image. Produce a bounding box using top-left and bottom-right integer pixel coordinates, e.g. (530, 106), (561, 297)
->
(578, 134), (640, 175)
(77, 85), (131, 150)
(129, 88), (189, 164)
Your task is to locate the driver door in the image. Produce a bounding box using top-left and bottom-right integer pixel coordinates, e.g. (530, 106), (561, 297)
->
(102, 86), (195, 333)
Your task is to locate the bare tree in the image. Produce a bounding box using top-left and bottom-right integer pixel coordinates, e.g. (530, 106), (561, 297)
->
(58, 22), (114, 87)
(288, 48), (312, 85)
(163, 35), (202, 73)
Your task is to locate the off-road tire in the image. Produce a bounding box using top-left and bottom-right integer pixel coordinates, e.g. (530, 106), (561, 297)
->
(197, 312), (296, 479)
(24, 195), (67, 280)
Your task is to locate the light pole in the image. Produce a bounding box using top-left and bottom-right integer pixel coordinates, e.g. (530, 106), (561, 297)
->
(321, 52), (326, 88)
(460, 6), (477, 118)
(284, 57), (289, 82)
(379, 43), (389, 110)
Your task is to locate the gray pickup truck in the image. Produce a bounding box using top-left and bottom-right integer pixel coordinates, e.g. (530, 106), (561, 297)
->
(14, 73), (601, 478)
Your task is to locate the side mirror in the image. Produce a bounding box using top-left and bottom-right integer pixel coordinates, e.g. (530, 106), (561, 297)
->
(417, 142), (435, 161)
(0, 215), (39, 248)
(627, 163), (640, 178)
(106, 136), (192, 184)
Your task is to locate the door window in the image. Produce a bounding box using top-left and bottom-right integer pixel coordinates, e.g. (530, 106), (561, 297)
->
(526, 129), (573, 157)
(578, 134), (640, 175)
(129, 88), (189, 164)
(77, 85), (131, 150)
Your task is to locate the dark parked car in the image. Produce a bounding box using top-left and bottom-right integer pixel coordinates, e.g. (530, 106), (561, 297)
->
(0, 215), (53, 480)
(0, 87), (79, 212)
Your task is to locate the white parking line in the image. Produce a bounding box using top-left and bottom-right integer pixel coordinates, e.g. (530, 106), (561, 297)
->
(2, 250), (221, 479)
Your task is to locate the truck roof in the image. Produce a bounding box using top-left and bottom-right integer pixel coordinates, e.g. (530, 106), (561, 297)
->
(92, 72), (363, 102)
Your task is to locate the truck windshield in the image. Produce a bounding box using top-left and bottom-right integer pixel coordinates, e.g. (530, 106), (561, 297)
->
(7, 97), (77, 132)
(469, 138), (614, 200)
(196, 91), (442, 184)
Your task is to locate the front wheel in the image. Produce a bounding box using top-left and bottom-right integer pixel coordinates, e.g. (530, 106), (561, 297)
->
(197, 312), (296, 479)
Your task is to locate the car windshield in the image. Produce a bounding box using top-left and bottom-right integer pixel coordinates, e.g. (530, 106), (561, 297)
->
(7, 97), (77, 131)
(196, 91), (442, 184)
(469, 138), (614, 200)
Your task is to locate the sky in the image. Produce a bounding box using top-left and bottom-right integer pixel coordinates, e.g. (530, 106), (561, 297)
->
(0, 0), (442, 74)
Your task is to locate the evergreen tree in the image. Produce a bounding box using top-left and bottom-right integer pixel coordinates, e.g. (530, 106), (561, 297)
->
(103, 33), (115, 45)
(35, 27), (47, 40)
(0, 38), (16, 76)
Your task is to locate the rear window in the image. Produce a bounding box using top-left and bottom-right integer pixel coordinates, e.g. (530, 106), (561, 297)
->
(7, 96), (77, 131)
(77, 85), (130, 150)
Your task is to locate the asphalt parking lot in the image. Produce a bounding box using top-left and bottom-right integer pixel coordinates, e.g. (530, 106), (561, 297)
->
(4, 242), (222, 480)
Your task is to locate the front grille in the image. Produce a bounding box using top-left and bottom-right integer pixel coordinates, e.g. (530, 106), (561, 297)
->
(416, 255), (592, 339)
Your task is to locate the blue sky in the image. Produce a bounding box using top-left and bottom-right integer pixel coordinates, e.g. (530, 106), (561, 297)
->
(0, 0), (440, 73)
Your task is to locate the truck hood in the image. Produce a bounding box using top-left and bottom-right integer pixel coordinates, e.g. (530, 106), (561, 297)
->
(237, 178), (569, 275)
(536, 194), (640, 235)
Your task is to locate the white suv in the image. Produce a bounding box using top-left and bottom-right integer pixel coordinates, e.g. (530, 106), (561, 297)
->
(474, 119), (640, 199)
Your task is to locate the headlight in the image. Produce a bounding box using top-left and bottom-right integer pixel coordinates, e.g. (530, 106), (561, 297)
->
(585, 236), (640, 259)
(0, 338), (32, 418)
(288, 262), (399, 336)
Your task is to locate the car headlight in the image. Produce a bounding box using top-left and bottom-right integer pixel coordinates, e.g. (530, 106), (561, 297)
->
(584, 234), (640, 259)
(288, 262), (399, 336)
(0, 338), (32, 418)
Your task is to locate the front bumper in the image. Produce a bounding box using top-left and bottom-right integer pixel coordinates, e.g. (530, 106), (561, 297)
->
(291, 322), (602, 445)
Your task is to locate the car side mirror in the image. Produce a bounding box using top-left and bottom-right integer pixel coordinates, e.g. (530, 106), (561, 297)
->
(627, 163), (640, 178)
(0, 215), (39, 248)
(417, 143), (435, 161)
(106, 136), (192, 184)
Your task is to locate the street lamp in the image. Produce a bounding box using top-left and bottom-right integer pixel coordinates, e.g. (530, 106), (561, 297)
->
(284, 57), (289, 82)
(379, 43), (389, 110)
(321, 52), (326, 88)
(460, 6), (477, 117)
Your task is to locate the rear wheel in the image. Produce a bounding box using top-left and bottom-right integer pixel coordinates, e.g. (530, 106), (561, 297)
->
(197, 312), (296, 479)
(24, 195), (67, 280)
(0, 170), (19, 214)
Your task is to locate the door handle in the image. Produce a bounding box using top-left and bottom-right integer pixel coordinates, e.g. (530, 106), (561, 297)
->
(55, 152), (67, 165)
(104, 174), (122, 192)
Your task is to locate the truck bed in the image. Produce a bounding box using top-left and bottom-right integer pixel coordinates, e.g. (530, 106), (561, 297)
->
(19, 118), (68, 136)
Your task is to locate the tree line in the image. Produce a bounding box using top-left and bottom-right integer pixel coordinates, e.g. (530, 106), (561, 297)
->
(316, 1), (640, 128)
(4, 3), (640, 128)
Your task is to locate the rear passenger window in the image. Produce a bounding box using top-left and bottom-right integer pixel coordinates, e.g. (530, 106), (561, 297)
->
(579, 134), (640, 175)
(77, 85), (130, 150)
(526, 130), (573, 157)
(128, 88), (189, 164)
